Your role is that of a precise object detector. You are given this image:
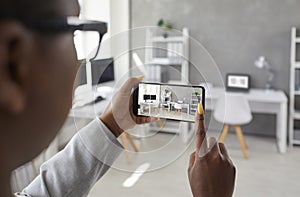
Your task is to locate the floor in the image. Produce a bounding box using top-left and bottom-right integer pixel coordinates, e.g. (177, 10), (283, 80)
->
(139, 105), (195, 122)
(87, 126), (300, 197)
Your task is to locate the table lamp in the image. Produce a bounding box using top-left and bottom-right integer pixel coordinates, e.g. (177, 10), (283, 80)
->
(254, 56), (274, 90)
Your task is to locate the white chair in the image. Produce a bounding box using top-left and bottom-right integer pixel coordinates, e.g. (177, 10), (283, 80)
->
(174, 103), (182, 114)
(214, 93), (252, 159)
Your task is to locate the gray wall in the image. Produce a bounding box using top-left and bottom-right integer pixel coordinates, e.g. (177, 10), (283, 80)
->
(131, 0), (300, 137)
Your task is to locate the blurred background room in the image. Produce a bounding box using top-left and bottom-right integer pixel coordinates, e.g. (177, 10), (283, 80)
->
(11, 0), (300, 196)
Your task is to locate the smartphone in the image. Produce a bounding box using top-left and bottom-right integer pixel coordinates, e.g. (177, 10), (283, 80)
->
(133, 82), (205, 122)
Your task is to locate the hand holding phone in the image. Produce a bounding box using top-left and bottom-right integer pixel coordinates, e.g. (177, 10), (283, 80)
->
(100, 78), (156, 137)
(133, 82), (205, 122)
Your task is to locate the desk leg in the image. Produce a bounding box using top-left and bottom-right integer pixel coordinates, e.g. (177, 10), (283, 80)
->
(277, 102), (287, 154)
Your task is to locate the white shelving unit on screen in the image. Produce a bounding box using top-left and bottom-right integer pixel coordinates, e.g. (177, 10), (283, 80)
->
(144, 27), (189, 84)
(289, 27), (300, 145)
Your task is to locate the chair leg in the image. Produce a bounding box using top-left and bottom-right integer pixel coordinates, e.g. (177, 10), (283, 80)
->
(157, 118), (164, 128)
(234, 125), (249, 159)
(121, 133), (131, 163)
(125, 132), (139, 152)
(243, 132), (249, 149)
(235, 125), (248, 150)
(219, 124), (230, 143)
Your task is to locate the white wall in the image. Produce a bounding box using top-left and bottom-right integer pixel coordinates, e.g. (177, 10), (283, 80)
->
(76, 0), (111, 60)
(75, 0), (130, 85)
(110, 0), (130, 85)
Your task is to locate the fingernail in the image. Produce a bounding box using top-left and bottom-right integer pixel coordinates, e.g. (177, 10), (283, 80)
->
(198, 103), (204, 115)
(135, 75), (144, 80)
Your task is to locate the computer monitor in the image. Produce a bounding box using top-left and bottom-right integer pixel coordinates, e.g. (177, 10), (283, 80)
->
(73, 58), (115, 106)
(76, 57), (114, 88)
(150, 95), (156, 100)
(143, 94), (151, 101)
(91, 58), (115, 85)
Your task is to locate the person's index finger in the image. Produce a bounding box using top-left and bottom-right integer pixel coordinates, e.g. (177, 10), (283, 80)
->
(219, 143), (230, 159)
(195, 103), (207, 157)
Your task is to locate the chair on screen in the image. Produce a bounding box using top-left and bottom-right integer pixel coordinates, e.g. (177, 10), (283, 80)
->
(214, 93), (252, 159)
(174, 103), (182, 114)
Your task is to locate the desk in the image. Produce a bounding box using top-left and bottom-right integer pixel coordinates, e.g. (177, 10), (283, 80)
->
(70, 85), (114, 119)
(69, 99), (110, 119)
(139, 102), (159, 115)
(206, 87), (288, 154)
(70, 86), (288, 154)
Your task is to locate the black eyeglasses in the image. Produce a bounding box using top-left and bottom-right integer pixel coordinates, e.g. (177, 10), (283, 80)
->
(22, 17), (107, 60)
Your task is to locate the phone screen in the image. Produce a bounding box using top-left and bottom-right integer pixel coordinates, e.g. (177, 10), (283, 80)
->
(133, 82), (205, 122)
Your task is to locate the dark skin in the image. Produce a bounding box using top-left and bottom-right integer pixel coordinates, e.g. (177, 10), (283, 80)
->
(188, 112), (236, 197)
(0, 1), (152, 196)
(100, 77), (156, 137)
(0, 0), (236, 196)
(0, 1), (80, 196)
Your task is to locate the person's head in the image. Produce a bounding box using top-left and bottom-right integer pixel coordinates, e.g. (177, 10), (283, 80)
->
(0, 0), (80, 170)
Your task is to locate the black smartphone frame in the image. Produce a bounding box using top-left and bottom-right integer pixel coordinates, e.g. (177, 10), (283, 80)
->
(133, 82), (205, 122)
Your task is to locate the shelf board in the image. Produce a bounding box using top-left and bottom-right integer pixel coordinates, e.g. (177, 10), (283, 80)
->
(290, 129), (300, 145)
(292, 128), (300, 145)
(145, 58), (182, 65)
(293, 111), (300, 119)
(151, 36), (185, 43)
(295, 38), (300, 43)
(292, 139), (300, 145)
(294, 90), (300, 95)
(293, 62), (300, 68)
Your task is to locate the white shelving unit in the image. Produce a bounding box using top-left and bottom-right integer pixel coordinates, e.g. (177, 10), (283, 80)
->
(145, 28), (189, 84)
(289, 27), (300, 145)
(143, 28), (191, 140)
(190, 93), (201, 115)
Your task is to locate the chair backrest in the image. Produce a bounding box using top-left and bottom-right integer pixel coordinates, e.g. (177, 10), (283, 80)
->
(213, 93), (252, 125)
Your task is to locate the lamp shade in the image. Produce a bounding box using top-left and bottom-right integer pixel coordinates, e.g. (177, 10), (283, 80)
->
(254, 56), (267, 69)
